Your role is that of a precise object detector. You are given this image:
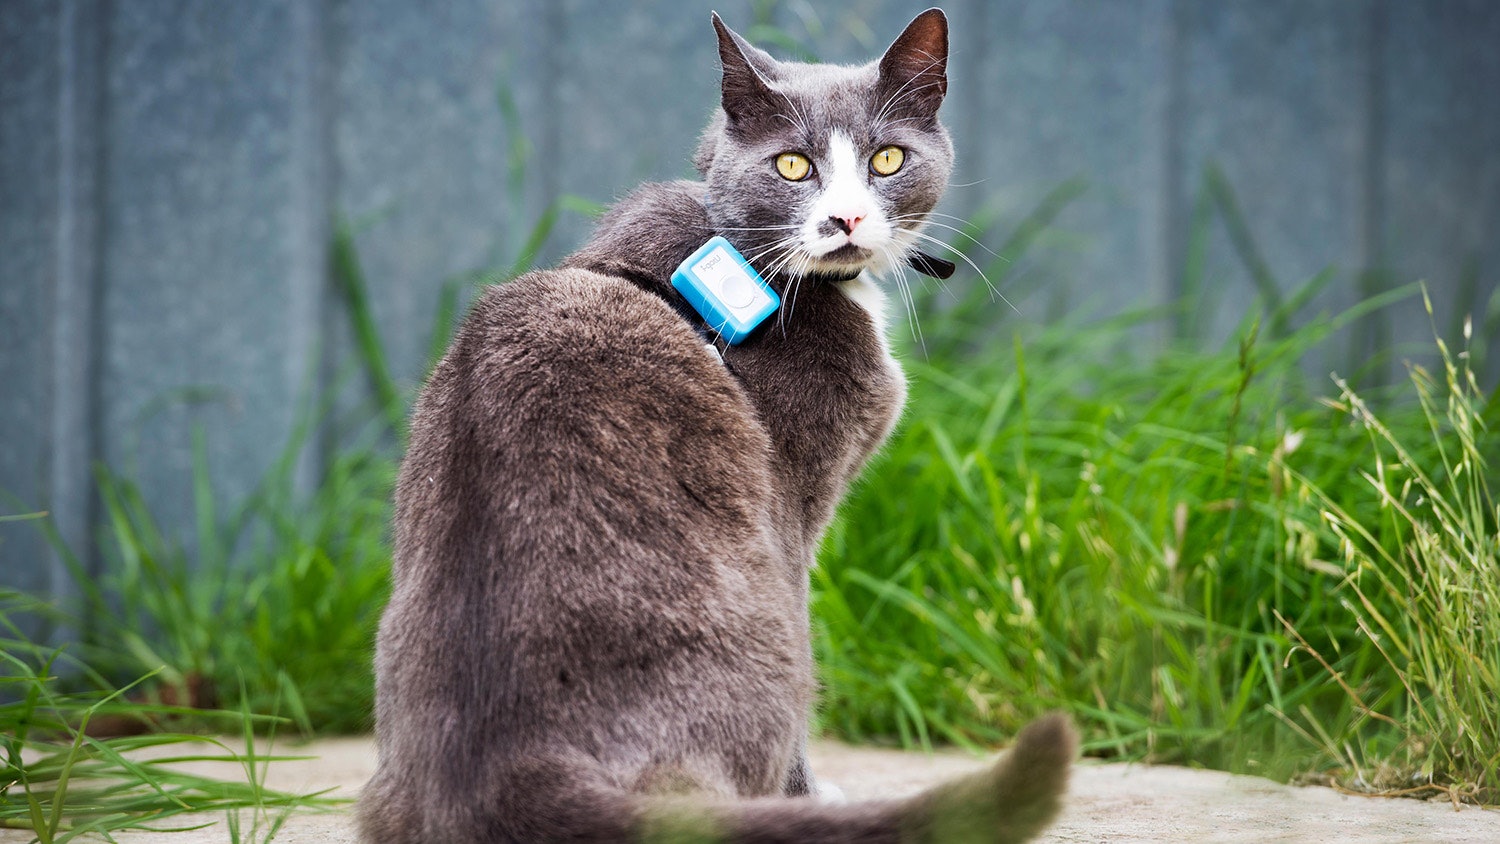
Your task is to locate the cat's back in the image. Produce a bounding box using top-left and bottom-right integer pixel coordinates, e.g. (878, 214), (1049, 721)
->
(394, 266), (779, 588)
(367, 267), (811, 840)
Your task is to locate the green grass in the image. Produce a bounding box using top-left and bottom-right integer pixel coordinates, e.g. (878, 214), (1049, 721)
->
(1283, 298), (1499, 801)
(811, 268), (1497, 800)
(71, 430), (396, 735)
(1, 593), (332, 842)
(22, 370), (396, 735)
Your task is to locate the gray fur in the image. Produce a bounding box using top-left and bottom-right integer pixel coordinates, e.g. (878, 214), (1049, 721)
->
(358, 9), (1074, 843)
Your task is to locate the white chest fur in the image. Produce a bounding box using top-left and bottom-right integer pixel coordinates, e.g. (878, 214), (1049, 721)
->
(837, 273), (900, 372)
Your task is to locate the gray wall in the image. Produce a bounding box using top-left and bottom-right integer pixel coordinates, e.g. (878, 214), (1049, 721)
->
(3, 0), (1498, 627)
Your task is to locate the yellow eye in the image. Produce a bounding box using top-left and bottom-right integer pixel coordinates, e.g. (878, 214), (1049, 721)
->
(871, 146), (905, 176)
(776, 152), (812, 181)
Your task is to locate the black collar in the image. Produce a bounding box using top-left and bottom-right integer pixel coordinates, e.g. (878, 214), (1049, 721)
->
(799, 268), (863, 284)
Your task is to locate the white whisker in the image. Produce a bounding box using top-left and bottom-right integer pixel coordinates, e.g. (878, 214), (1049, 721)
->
(901, 229), (1018, 315)
(783, 253), (810, 336)
(889, 215), (1005, 262)
(743, 234), (803, 269)
(879, 241), (926, 356)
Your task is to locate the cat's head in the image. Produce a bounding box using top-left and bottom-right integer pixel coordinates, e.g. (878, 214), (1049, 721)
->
(694, 9), (953, 283)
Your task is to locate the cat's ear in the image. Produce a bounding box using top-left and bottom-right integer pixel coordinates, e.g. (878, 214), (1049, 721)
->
(876, 8), (948, 124)
(712, 13), (781, 125)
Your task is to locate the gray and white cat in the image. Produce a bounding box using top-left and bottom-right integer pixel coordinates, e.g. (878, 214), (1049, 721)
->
(358, 9), (1075, 843)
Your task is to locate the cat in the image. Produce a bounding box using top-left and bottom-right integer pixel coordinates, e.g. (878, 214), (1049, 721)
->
(357, 9), (1076, 843)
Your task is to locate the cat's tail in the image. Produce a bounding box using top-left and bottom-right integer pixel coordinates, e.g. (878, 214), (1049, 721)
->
(641, 712), (1077, 844)
(358, 713), (1075, 843)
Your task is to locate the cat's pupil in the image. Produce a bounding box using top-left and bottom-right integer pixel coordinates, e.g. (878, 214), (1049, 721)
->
(871, 146), (904, 176)
(776, 153), (812, 181)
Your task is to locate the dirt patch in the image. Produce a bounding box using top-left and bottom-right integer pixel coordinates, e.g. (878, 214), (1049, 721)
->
(4, 737), (1494, 842)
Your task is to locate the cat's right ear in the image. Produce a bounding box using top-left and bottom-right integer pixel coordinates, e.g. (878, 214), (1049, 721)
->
(712, 13), (780, 126)
(876, 8), (948, 124)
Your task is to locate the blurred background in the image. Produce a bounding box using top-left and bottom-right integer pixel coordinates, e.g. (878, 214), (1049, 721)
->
(1, 0), (1498, 773)
(4, 0), (1498, 621)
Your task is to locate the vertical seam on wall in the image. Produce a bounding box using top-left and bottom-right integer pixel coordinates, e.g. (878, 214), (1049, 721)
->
(49, 0), (110, 642)
(951, 0), (986, 228)
(49, 0), (77, 642)
(287, 0), (336, 496)
(1157, 0), (1189, 310)
(539, 1), (564, 226)
(1359, 0), (1387, 289)
(1353, 0), (1388, 380)
(319, 0), (348, 477)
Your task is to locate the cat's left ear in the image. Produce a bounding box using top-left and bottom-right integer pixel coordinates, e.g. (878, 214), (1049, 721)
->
(712, 12), (782, 126)
(876, 8), (948, 123)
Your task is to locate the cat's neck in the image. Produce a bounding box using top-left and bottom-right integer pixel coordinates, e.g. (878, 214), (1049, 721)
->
(563, 179), (841, 298)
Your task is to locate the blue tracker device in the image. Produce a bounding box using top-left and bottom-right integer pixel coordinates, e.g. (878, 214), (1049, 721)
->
(670, 236), (780, 345)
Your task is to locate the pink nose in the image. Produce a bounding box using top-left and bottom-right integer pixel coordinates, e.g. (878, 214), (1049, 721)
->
(830, 214), (865, 235)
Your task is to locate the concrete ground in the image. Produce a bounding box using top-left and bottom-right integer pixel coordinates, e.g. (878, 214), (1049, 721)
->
(4, 736), (1496, 843)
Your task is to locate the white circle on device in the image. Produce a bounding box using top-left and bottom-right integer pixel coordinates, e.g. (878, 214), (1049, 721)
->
(696, 247), (757, 309)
